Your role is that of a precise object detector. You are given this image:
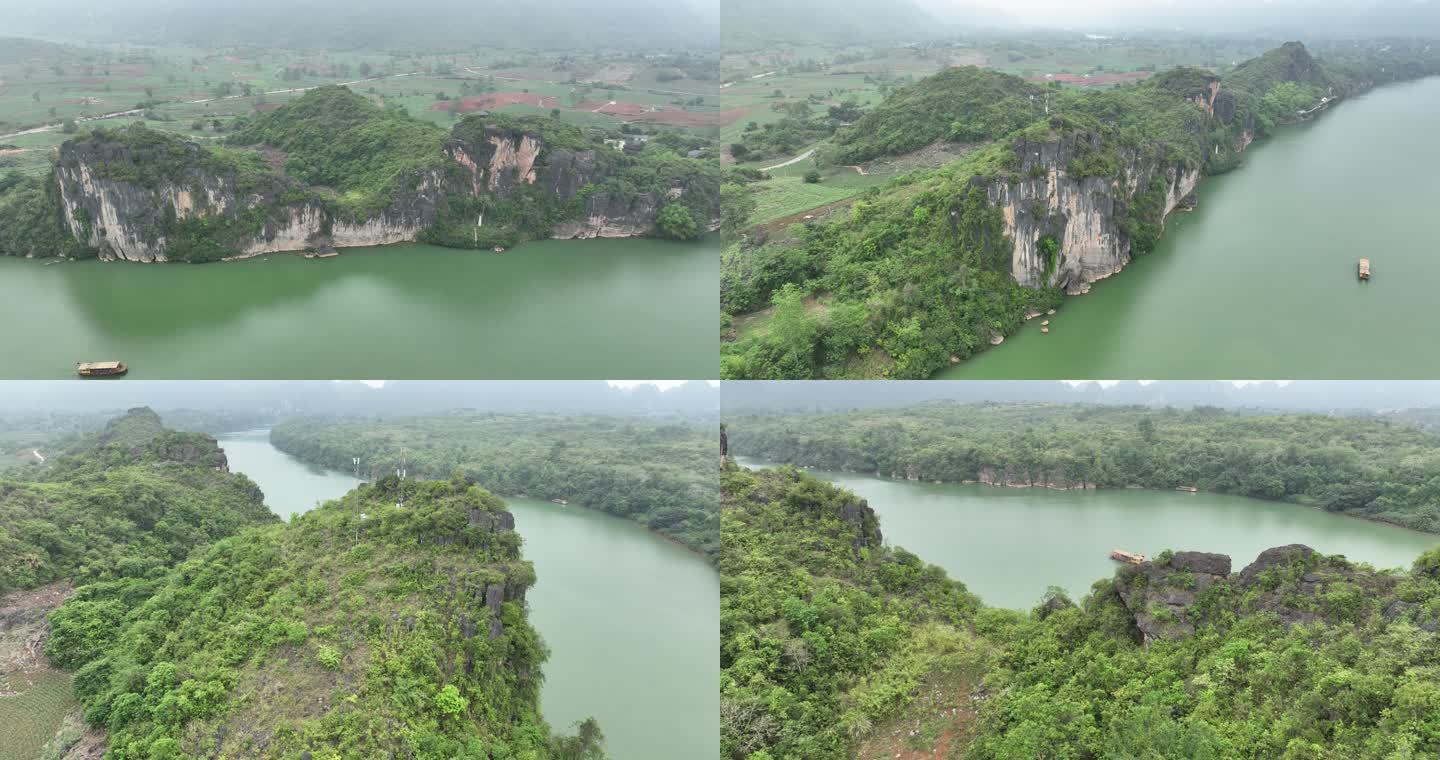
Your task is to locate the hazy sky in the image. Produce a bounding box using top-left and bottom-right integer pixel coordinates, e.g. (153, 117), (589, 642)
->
(915, 0), (1440, 33)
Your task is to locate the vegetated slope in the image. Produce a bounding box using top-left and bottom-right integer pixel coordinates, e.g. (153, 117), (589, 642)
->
(830, 67), (1047, 165)
(720, 40), (1440, 379)
(724, 462), (1440, 758)
(47, 475), (606, 759)
(0, 407), (274, 596)
(271, 414), (719, 561)
(727, 402), (1440, 534)
(720, 463), (992, 758)
(10, 86), (717, 262)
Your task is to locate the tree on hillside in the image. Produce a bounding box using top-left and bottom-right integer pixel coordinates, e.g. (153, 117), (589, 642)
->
(657, 204), (700, 241)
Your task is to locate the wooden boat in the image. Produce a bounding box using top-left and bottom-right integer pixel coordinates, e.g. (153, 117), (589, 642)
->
(549, 498), (569, 506)
(76, 360), (128, 378)
(1358, 258), (1371, 280)
(1110, 549), (1147, 565)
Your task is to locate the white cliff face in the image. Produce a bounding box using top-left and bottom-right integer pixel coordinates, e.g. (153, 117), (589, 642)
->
(56, 162), (170, 262)
(56, 135), (446, 262)
(991, 133), (1207, 295)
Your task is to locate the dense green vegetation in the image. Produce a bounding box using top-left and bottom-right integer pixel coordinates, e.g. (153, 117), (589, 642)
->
(721, 40), (1440, 378)
(724, 462), (1440, 758)
(270, 414), (719, 561)
(720, 463), (990, 758)
(227, 86), (447, 220)
(0, 408), (274, 595)
(830, 68), (1047, 165)
(729, 402), (1440, 535)
(12, 86), (716, 261)
(721, 143), (1061, 379)
(47, 475), (605, 758)
(0, 172), (92, 259)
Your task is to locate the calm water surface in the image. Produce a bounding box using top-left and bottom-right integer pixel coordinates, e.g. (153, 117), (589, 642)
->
(941, 77), (1440, 378)
(0, 238), (717, 378)
(737, 457), (1440, 609)
(222, 431), (719, 759)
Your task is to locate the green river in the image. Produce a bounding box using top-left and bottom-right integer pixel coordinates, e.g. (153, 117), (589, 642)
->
(940, 76), (1440, 379)
(220, 431), (719, 759)
(0, 238), (717, 379)
(736, 457), (1440, 610)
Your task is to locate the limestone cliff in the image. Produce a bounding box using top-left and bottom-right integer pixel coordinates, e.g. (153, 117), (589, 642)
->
(444, 123), (719, 241)
(988, 130), (1204, 295)
(1111, 544), (1435, 646)
(49, 95), (718, 263)
(53, 132), (443, 262)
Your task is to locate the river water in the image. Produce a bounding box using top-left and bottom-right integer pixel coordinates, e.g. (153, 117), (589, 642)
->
(219, 430), (719, 759)
(0, 238), (717, 379)
(939, 76), (1440, 379)
(736, 457), (1440, 609)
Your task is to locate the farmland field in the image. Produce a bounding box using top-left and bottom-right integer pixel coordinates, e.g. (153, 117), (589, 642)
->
(0, 670), (76, 760)
(0, 40), (721, 177)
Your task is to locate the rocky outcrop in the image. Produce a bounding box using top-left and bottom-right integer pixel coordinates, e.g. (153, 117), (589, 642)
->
(54, 134), (443, 262)
(446, 127), (718, 241)
(1112, 545), (1419, 646)
(975, 464), (1098, 490)
(1114, 551), (1232, 644)
(988, 130), (1203, 294)
(54, 114), (716, 262)
(838, 498), (882, 552)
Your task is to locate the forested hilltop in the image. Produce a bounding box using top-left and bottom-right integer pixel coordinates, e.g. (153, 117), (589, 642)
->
(0, 408), (606, 759)
(271, 414), (719, 560)
(0, 407), (273, 596)
(47, 476), (605, 759)
(720, 40), (1440, 379)
(727, 403), (1440, 535)
(0, 408), (276, 759)
(0, 86), (718, 262)
(722, 462), (1440, 759)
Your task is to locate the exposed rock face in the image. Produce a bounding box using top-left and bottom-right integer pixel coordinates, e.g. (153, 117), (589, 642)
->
(1114, 551), (1232, 644)
(1112, 545), (1419, 645)
(446, 128), (718, 240)
(975, 464), (1098, 491)
(838, 498), (883, 552)
(54, 135), (443, 262)
(55, 121), (716, 262)
(988, 131), (1204, 294)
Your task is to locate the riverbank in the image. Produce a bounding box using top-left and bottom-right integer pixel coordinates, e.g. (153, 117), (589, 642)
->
(939, 75), (1440, 378)
(217, 431), (719, 760)
(735, 456), (1440, 608)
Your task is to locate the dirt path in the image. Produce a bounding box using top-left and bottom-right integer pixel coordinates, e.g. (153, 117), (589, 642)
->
(761, 148), (816, 172)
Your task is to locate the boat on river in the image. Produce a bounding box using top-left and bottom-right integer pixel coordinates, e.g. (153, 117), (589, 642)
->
(75, 360), (128, 378)
(1358, 258), (1371, 280)
(1110, 549), (1147, 564)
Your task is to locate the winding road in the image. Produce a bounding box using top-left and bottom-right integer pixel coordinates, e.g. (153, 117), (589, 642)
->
(761, 148), (815, 171)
